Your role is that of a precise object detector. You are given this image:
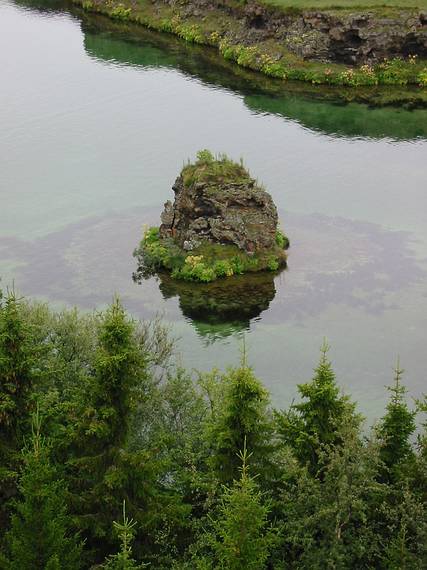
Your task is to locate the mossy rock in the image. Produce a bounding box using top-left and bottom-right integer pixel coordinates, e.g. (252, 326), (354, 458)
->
(134, 151), (289, 283)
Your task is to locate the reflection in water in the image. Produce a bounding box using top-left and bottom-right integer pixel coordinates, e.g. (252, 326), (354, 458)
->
(79, 15), (427, 141)
(139, 270), (278, 340)
(13, 0), (427, 140)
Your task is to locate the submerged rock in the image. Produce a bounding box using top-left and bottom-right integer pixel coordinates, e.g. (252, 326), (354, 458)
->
(134, 151), (288, 283)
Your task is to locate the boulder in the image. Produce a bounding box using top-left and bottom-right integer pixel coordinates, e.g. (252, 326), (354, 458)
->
(159, 161), (278, 254)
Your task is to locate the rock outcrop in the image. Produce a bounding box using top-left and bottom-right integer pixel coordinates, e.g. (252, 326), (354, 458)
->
(160, 167), (278, 254)
(166, 0), (427, 65)
(134, 152), (288, 283)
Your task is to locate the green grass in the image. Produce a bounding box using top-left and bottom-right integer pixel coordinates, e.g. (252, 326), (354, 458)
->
(181, 150), (254, 190)
(262, 0), (427, 9)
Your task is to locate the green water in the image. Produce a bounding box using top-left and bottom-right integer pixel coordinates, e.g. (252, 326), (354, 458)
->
(1, 0), (427, 419)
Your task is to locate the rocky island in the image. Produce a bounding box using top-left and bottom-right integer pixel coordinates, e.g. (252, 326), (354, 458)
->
(133, 150), (289, 283)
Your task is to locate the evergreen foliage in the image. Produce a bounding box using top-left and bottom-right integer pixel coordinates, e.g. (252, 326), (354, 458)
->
(4, 410), (82, 570)
(0, 296), (425, 569)
(275, 341), (358, 475)
(66, 298), (149, 560)
(377, 361), (416, 480)
(205, 361), (273, 485)
(201, 444), (275, 570)
(276, 416), (386, 568)
(102, 502), (147, 569)
(0, 291), (36, 534)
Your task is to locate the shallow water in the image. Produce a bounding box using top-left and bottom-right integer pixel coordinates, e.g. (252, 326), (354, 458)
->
(1, 0), (426, 420)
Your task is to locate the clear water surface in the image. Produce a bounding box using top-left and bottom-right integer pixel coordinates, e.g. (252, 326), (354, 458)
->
(1, 0), (426, 420)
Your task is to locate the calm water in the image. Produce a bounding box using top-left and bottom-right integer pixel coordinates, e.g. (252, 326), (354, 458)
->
(1, 0), (426, 419)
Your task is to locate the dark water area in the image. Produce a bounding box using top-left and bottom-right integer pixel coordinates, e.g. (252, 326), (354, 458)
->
(1, 0), (426, 420)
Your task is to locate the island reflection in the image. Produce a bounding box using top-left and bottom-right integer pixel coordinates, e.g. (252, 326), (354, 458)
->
(133, 266), (279, 339)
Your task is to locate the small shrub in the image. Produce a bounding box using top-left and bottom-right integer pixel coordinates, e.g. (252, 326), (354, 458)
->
(267, 257), (279, 271)
(275, 230), (289, 250)
(236, 46), (258, 68)
(109, 4), (131, 20)
(418, 68), (427, 87)
(231, 257), (245, 275)
(262, 61), (287, 79)
(185, 255), (204, 267)
(159, 18), (174, 33)
(214, 260), (234, 278)
(244, 256), (259, 271)
(144, 226), (160, 245)
(194, 264), (217, 283)
(196, 149), (214, 164)
(176, 24), (204, 44)
(209, 31), (221, 45)
(375, 58), (413, 86)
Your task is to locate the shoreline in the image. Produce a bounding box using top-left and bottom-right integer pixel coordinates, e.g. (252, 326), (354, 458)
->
(72, 0), (427, 89)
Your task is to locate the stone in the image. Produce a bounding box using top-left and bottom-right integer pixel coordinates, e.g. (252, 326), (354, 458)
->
(159, 160), (279, 254)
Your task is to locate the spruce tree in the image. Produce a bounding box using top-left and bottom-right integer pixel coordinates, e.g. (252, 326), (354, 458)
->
(375, 369), (424, 567)
(68, 298), (148, 559)
(5, 410), (82, 570)
(102, 502), (147, 569)
(276, 341), (358, 475)
(203, 444), (274, 570)
(206, 362), (273, 485)
(277, 417), (386, 569)
(377, 361), (416, 481)
(414, 395), (427, 503)
(0, 291), (35, 533)
(381, 484), (427, 570)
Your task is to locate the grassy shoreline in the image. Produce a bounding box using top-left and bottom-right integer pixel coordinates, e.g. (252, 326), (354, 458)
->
(73, 0), (427, 88)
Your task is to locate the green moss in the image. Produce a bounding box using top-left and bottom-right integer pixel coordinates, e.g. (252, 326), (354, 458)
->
(134, 228), (288, 283)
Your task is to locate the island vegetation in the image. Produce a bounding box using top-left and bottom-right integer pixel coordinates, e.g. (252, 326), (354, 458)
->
(134, 151), (289, 283)
(0, 290), (426, 568)
(73, 0), (427, 89)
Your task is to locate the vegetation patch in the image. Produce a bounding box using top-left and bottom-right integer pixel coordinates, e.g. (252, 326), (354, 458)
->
(134, 226), (288, 283)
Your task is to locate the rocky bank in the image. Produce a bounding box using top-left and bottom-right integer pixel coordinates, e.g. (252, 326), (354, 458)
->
(74, 0), (427, 87)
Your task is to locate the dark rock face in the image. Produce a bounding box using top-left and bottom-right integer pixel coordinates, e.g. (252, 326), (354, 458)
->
(159, 175), (278, 253)
(221, 0), (427, 64)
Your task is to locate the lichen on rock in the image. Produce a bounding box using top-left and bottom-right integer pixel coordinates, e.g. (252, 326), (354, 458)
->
(134, 150), (289, 283)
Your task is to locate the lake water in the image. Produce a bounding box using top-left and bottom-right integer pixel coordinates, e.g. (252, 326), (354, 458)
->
(1, 0), (426, 420)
